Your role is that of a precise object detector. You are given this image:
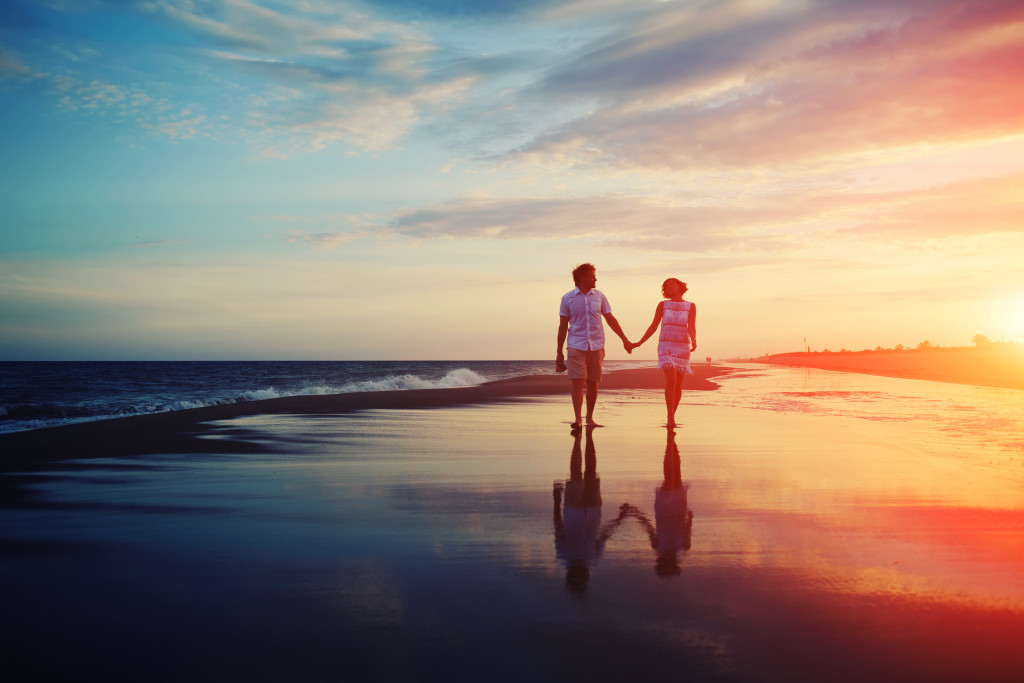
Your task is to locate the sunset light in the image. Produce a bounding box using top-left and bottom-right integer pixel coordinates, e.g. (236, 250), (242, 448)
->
(3, 3), (1024, 679)
(2, 0), (1023, 360)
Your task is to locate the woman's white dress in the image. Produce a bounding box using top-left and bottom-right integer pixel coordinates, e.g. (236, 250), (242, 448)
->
(658, 300), (694, 374)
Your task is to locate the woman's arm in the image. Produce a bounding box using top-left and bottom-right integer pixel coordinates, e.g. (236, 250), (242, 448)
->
(689, 303), (697, 351)
(632, 301), (665, 348)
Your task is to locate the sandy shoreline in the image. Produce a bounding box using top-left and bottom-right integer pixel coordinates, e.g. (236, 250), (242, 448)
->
(0, 365), (729, 469)
(749, 346), (1024, 391)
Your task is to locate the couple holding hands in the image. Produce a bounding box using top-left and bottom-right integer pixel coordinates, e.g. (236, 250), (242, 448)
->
(555, 262), (697, 431)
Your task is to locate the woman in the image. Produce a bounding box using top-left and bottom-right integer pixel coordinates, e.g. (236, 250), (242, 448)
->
(628, 278), (697, 429)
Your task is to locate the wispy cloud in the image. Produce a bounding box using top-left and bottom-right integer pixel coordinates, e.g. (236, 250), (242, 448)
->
(0, 49), (30, 75)
(286, 228), (384, 250)
(128, 240), (187, 248)
(346, 170), (1024, 254)
(511, 0), (1024, 170)
(841, 172), (1024, 238)
(5, 0), (1024, 165)
(2, 0), (476, 151)
(143, 0), (477, 151)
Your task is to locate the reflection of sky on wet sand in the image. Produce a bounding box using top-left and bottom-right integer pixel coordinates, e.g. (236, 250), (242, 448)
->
(2, 367), (1023, 681)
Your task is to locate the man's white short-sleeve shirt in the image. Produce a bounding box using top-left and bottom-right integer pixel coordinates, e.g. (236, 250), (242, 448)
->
(560, 287), (612, 351)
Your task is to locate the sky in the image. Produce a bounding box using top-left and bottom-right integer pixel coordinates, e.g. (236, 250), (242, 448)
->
(1, 0), (1023, 361)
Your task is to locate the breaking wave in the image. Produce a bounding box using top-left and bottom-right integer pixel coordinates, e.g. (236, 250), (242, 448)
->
(0, 368), (488, 434)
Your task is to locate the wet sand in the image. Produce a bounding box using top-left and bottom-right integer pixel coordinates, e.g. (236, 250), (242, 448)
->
(2, 365), (1023, 682)
(0, 365), (725, 469)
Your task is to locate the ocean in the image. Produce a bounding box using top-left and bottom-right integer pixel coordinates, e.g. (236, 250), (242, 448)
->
(0, 359), (649, 434)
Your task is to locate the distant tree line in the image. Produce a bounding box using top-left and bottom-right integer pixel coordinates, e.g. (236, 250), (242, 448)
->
(770, 335), (1020, 358)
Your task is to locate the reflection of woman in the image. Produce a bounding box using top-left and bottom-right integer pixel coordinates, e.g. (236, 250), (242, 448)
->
(652, 430), (692, 576)
(628, 278), (697, 429)
(613, 431), (693, 576)
(553, 427), (604, 594)
(589, 431), (694, 578)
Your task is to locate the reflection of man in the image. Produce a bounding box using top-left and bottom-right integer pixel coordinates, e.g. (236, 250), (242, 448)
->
(555, 263), (632, 431)
(652, 430), (693, 576)
(553, 427), (604, 593)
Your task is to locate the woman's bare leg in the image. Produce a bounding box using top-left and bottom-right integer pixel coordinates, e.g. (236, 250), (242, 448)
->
(670, 368), (684, 424)
(662, 367), (682, 428)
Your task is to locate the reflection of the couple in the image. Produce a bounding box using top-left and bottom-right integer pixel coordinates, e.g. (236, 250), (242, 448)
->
(553, 429), (693, 593)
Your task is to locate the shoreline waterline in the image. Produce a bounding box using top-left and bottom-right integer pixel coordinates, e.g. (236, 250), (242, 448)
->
(0, 364), (730, 469)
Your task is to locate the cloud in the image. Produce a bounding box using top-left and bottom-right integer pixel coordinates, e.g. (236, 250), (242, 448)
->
(144, 1), (487, 152)
(511, 0), (1024, 170)
(7, 0), (1024, 170)
(365, 168), (1024, 254)
(346, 0), (573, 20)
(0, 49), (30, 75)
(128, 240), (187, 248)
(287, 230), (370, 250)
(5, 0), (477, 151)
(841, 172), (1024, 238)
(385, 193), (810, 249)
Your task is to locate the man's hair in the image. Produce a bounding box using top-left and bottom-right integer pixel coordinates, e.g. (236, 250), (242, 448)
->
(572, 263), (596, 286)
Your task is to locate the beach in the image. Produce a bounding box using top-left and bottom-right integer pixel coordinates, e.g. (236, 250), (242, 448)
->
(2, 364), (1023, 682)
(752, 345), (1024, 391)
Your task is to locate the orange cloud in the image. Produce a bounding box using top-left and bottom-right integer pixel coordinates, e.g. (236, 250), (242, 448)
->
(520, 0), (1024, 170)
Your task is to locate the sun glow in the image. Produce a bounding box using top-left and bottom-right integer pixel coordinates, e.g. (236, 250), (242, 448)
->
(1006, 295), (1024, 341)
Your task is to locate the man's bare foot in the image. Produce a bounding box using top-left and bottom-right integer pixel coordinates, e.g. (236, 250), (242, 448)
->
(586, 419), (603, 428)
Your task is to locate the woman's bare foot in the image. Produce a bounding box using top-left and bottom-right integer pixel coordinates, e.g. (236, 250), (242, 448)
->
(586, 419), (603, 428)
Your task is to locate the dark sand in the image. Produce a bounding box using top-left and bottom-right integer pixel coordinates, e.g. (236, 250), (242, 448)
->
(2, 363), (1023, 682)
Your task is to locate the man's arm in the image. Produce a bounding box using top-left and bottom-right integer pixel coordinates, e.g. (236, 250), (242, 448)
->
(556, 315), (569, 371)
(633, 302), (665, 349)
(603, 313), (632, 354)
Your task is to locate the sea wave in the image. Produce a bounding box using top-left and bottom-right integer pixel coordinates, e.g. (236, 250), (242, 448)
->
(335, 368), (486, 393)
(239, 368), (487, 400)
(0, 368), (489, 434)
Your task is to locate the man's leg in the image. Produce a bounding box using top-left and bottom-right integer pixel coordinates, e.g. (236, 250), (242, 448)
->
(585, 380), (601, 427)
(571, 379), (585, 429)
(585, 348), (605, 427)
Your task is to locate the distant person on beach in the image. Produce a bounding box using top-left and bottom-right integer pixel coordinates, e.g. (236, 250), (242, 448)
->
(627, 278), (697, 429)
(556, 263), (632, 430)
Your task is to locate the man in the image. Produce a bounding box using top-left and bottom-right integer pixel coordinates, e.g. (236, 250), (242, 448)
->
(556, 263), (631, 430)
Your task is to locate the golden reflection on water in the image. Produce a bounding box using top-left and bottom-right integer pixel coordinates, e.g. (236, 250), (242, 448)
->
(586, 368), (1024, 611)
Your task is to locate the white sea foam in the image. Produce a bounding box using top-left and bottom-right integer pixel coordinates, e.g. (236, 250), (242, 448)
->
(162, 371), (488, 411)
(335, 368), (486, 394)
(0, 365), (496, 434)
(226, 370), (486, 402)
